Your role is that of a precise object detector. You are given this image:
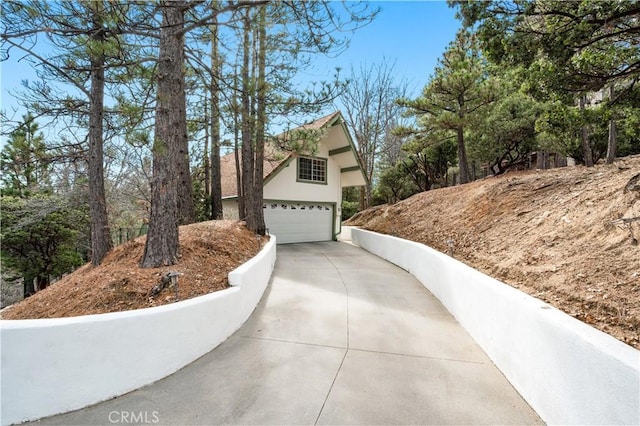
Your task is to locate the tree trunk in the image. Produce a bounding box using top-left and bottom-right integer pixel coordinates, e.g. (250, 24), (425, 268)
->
(203, 95), (211, 204)
(234, 113), (244, 220)
(35, 275), (49, 292)
(456, 125), (470, 184)
(579, 96), (594, 167)
(23, 274), (35, 298)
(232, 63), (244, 220)
(141, 1), (184, 268)
(606, 85), (617, 164)
(88, 2), (113, 265)
(607, 118), (617, 164)
(240, 9), (254, 225)
(251, 5), (267, 235)
(210, 16), (223, 220)
(176, 147), (196, 224)
(362, 151), (375, 209)
(174, 9), (195, 226)
(364, 176), (373, 209)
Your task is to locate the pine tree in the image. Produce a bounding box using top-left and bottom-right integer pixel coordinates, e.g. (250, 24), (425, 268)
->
(0, 0), (139, 264)
(0, 114), (50, 197)
(400, 31), (495, 184)
(141, 0), (186, 267)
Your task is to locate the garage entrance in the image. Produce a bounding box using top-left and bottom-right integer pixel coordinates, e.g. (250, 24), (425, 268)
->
(263, 201), (334, 244)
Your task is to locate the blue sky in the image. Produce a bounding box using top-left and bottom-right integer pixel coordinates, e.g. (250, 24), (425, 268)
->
(327, 1), (461, 97)
(0, 1), (461, 145)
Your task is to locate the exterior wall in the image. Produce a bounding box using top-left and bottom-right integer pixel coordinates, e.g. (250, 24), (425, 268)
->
(263, 148), (343, 238)
(334, 185), (343, 239)
(0, 238), (276, 425)
(222, 199), (239, 220)
(337, 225), (353, 241)
(264, 158), (340, 203)
(341, 169), (365, 187)
(351, 228), (640, 426)
(223, 129), (354, 237)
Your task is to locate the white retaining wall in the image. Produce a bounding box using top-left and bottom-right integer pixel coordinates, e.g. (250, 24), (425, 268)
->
(351, 227), (640, 425)
(0, 237), (276, 426)
(337, 225), (353, 242)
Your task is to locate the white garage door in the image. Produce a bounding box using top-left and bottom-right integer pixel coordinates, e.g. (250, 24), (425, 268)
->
(263, 201), (333, 244)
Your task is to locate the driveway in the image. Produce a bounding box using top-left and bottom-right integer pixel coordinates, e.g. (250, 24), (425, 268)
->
(37, 242), (541, 425)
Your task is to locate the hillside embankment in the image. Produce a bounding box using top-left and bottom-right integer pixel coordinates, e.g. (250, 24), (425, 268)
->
(2, 221), (267, 319)
(346, 155), (640, 349)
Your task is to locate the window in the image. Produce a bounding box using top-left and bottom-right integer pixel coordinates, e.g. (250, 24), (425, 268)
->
(298, 156), (326, 183)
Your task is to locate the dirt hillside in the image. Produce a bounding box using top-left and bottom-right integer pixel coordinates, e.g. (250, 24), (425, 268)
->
(1, 221), (267, 319)
(347, 155), (640, 349)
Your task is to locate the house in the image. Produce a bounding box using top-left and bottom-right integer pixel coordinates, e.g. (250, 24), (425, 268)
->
(220, 111), (366, 244)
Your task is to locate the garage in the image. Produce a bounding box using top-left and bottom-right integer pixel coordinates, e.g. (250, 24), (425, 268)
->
(263, 201), (334, 244)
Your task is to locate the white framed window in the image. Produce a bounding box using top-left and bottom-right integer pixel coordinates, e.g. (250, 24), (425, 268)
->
(298, 156), (327, 184)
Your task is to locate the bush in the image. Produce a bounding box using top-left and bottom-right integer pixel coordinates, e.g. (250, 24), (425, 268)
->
(1, 194), (88, 295)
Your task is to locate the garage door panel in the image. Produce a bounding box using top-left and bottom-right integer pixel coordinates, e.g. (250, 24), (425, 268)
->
(264, 201), (333, 244)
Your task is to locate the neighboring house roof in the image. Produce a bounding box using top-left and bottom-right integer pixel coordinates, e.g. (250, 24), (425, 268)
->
(220, 111), (366, 198)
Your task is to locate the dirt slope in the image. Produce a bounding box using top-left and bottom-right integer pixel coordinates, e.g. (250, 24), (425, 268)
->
(1, 221), (267, 319)
(347, 155), (640, 349)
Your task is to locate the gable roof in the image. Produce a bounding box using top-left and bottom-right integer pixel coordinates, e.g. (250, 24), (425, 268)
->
(220, 111), (366, 198)
(220, 143), (290, 198)
(301, 110), (342, 130)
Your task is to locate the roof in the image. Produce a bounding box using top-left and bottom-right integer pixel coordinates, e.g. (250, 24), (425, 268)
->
(301, 110), (342, 130)
(220, 143), (290, 198)
(220, 111), (365, 198)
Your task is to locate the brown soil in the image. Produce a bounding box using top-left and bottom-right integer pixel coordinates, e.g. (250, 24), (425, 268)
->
(346, 155), (640, 349)
(1, 221), (267, 320)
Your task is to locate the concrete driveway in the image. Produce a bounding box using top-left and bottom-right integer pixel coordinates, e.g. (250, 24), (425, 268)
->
(36, 242), (541, 425)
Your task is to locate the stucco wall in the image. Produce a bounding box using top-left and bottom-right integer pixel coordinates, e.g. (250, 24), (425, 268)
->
(351, 227), (640, 425)
(337, 225), (353, 241)
(0, 237), (276, 426)
(223, 148), (344, 236)
(262, 150), (343, 239)
(263, 154), (342, 204)
(222, 198), (239, 220)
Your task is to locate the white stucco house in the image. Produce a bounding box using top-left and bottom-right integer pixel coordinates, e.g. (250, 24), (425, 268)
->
(221, 111), (366, 244)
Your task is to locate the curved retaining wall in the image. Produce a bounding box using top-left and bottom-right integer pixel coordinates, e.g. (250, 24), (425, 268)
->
(0, 237), (276, 426)
(351, 228), (639, 425)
